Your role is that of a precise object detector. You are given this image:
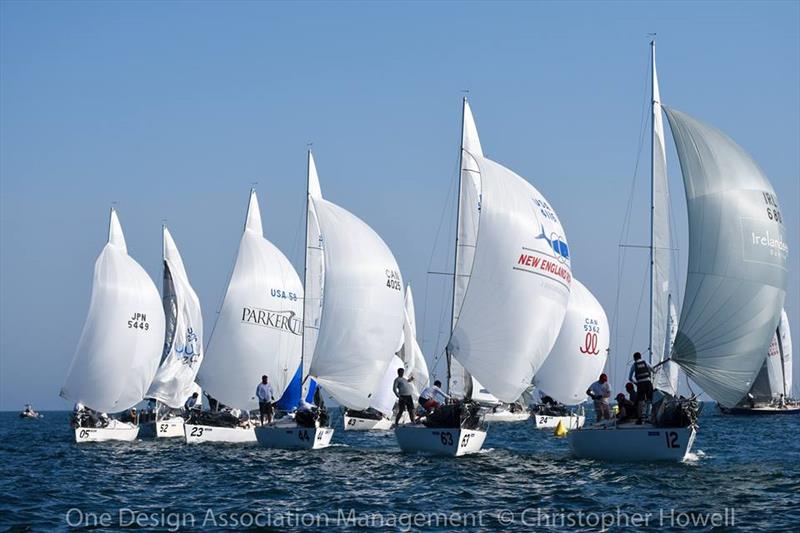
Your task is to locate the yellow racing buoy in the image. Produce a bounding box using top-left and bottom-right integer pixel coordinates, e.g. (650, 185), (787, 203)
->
(554, 420), (568, 437)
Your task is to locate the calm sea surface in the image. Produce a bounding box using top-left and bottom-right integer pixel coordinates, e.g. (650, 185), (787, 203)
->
(1, 406), (798, 532)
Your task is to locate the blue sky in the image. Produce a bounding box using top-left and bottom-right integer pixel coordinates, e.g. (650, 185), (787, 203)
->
(1, 1), (797, 409)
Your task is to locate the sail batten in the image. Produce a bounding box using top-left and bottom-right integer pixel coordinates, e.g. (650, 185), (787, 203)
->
(664, 107), (788, 407)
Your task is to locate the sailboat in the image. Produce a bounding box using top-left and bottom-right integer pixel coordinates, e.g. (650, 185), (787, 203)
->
(140, 226), (204, 439)
(395, 98), (572, 456)
(720, 309), (798, 414)
(569, 41), (789, 461)
(344, 284), (430, 430)
(532, 279), (609, 429)
(61, 208), (166, 443)
(255, 151), (405, 449)
(187, 190), (304, 443)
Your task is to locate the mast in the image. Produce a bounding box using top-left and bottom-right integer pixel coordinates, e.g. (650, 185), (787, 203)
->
(648, 39), (656, 366)
(447, 97), (468, 394)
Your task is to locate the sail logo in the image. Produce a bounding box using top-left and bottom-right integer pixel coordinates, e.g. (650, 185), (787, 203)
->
(175, 327), (200, 365)
(127, 312), (150, 331)
(579, 332), (600, 355)
(531, 198), (569, 264)
(241, 307), (302, 335)
(741, 217), (788, 268)
(750, 230), (788, 258)
(515, 250), (572, 288)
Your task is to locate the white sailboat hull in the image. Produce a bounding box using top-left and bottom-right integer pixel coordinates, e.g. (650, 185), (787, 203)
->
(343, 414), (393, 431)
(395, 425), (486, 457)
(568, 423), (696, 461)
(254, 425), (334, 450)
(140, 416), (186, 439)
(532, 413), (585, 429)
(74, 420), (139, 443)
(484, 410), (531, 423)
(184, 424), (256, 444)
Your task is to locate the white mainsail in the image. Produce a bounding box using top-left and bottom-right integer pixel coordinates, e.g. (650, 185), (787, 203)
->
(664, 107), (789, 407)
(654, 297), (680, 395)
(198, 190), (304, 410)
(447, 99), (572, 403)
(61, 209), (166, 413)
(649, 41), (672, 374)
(306, 153), (406, 410)
(146, 227), (204, 408)
(534, 279), (609, 405)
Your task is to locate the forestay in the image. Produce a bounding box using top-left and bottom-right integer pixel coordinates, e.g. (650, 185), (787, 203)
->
(307, 157), (405, 410)
(665, 108), (789, 407)
(534, 279), (609, 405)
(146, 227), (204, 408)
(198, 191), (304, 410)
(447, 101), (572, 403)
(61, 209), (165, 413)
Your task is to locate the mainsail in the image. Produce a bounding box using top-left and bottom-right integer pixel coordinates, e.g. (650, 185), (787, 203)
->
(198, 190), (304, 409)
(306, 153), (406, 410)
(654, 297), (680, 395)
(146, 227), (204, 408)
(664, 107), (789, 407)
(61, 209), (165, 413)
(447, 99), (572, 403)
(534, 279), (609, 405)
(649, 41), (672, 373)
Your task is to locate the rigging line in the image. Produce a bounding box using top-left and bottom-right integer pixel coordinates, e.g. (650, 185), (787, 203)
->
(611, 49), (652, 377)
(627, 259), (651, 359)
(420, 143), (462, 362)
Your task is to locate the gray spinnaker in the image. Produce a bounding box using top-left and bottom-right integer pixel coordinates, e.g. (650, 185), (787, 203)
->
(664, 107), (788, 407)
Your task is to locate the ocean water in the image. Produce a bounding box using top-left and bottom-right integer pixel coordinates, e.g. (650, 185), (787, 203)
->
(0, 406), (798, 532)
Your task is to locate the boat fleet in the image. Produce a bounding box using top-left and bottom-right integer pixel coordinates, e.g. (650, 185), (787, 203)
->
(58, 43), (793, 460)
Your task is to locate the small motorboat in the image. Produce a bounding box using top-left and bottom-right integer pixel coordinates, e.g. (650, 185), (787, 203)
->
(19, 404), (42, 419)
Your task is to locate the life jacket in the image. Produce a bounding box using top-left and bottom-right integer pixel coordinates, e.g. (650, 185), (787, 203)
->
(633, 360), (651, 383)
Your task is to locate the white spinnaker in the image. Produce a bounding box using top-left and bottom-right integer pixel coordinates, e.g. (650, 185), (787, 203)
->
(534, 279), (609, 405)
(650, 42), (671, 372)
(61, 209), (165, 413)
(665, 108), (789, 407)
(370, 355), (404, 416)
(146, 227), (204, 408)
(398, 285), (430, 393)
(766, 309), (792, 398)
(448, 150), (572, 402)
(654, 297), (680, 395)
(307, 161), (405, 410)
(198, 191), (304, 410)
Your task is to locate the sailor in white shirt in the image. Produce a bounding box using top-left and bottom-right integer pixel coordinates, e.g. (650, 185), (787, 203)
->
(255, 375), (275, 425)
(419, 380), (449, 409)
(586, 373), (612, 422)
